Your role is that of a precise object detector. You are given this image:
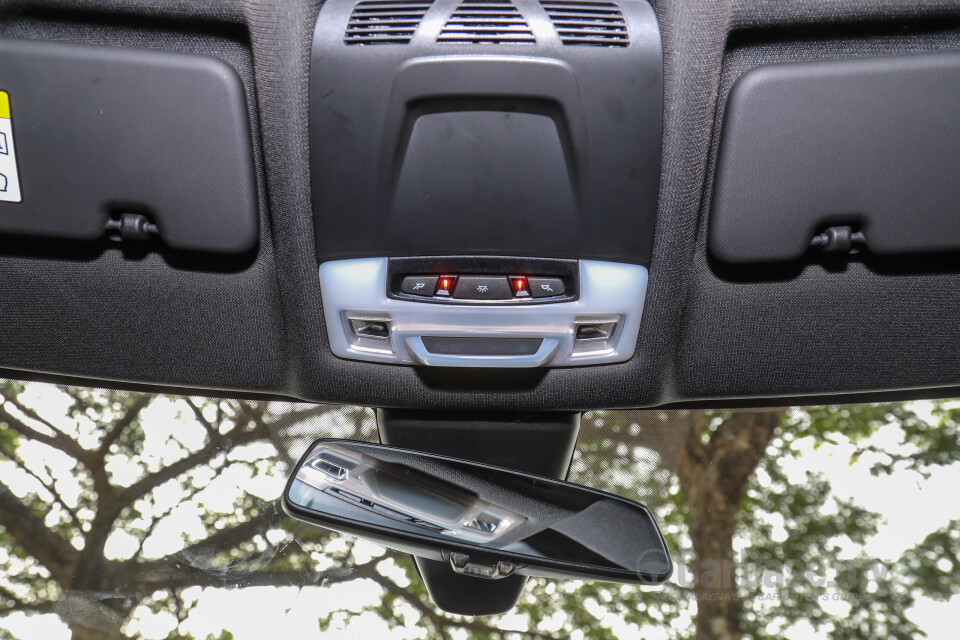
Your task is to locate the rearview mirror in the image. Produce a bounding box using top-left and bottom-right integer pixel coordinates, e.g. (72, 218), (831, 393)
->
(282, 439), (672, 585)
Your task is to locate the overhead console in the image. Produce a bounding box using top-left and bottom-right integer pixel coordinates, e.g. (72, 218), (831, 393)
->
(310, 0), (663, 367)
(710, 51), (960, 265)
(320, 256), (646, 367)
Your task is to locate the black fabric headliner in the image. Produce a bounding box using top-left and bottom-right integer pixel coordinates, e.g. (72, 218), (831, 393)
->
(0, 0), (957, 410)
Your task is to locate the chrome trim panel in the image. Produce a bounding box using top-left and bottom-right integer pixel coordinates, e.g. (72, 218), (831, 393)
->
(319, 258), (647, 367)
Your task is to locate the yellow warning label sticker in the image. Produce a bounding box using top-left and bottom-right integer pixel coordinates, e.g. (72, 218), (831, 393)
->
(0, 90), (22, 203)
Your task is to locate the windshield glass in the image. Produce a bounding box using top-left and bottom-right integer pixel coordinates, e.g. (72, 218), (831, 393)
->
(0, 380), (957, 639)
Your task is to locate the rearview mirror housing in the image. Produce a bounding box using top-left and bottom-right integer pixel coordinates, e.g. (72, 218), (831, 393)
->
(282, 439), (672, 585)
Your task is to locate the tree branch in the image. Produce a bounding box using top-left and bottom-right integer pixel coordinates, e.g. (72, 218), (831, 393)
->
(97, 394), (153, 458)
(0, 405), (92, 465)
(0, 584), (58, 615)
(364, 567), (562, 640)
(0, 390), (71, 440)
(579, 411), (693, 472)
(132, 468), (217, 562)
(122, 506), (284, 587)
(0, 440), (83, 531)
(0, 480), (78, 585)
(183, 398), (218, 438)
(265, 404), (349, 470)
(715, 411), (781, 504)
(117, 420), (270, 506)
(118, 554), (385, 593)
(0, 400), (115, 508)
(175, 507), (283, 563)
(683, 411), (711, 468)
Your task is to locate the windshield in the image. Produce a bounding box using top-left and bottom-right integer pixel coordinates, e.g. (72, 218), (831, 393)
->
(0, 380), (957, 639)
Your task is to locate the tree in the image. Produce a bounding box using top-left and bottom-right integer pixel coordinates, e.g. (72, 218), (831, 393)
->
(569, 405), (960, 640)
(0, 383), (369, 639)
(0, 381), (958, 640)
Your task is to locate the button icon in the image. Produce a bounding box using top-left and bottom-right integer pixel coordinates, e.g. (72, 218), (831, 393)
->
(400, 275), (439, 297)
(0, 173), (6, 192)
(528, 278), (565, 299)
(0, 132), (7, 155)
(452, 276), (512, 300)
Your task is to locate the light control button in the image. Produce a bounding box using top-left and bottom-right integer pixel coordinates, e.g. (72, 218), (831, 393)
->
(528, 277), (565, 298)
(400, 275), (438, 296)
(452, 276), (512, 300)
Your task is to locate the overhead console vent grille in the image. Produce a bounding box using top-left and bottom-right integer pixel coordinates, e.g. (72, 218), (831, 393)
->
(344, 1), (433, 45)
(313, 0), (663, 266)
(438, 0), (535, 45)
(541, 1), (629, 47)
